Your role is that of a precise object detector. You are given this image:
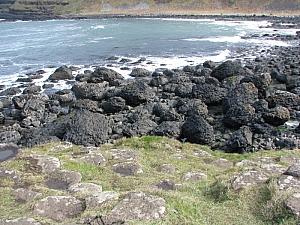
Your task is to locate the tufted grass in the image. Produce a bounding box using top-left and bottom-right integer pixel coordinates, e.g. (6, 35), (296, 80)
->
(1, 136), (300, 224)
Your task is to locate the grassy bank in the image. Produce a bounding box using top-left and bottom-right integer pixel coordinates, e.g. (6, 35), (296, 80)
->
(1, 136), (300, 224)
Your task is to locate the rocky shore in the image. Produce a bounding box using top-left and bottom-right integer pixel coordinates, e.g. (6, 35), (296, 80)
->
(1, 19), (300, 154)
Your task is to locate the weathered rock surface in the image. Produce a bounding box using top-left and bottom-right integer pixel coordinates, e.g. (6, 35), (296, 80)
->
(12, 188), (42, 203)
(85, 191), (119, 209)
(285, 193), (300, 217)
(45, 169), (82, 190)
(33, 196), (83, 222)
(231, 170), (269, 190)
(111, 162), (143, 176)
(68, 183), (103, 195)
(0, 217), (41, 225)
(110, 192), (165, 220)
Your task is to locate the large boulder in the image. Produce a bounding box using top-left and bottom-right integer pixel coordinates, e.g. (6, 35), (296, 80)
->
(152, 121), (182, 139)
(222, 83), (258, 114)
(176, 98), (208, 117)
(181, 115), (215, 145)
(211, 60), (252, 81)
(267, 90), (300, 110)
(63, 109), (109, 146)
(48, 65), (73, 81)
(120, 81), (154, 107)
(88, 67), (123, 85)
(223, 104), (256, 128)
(130, 68), (151, 77)
(71, 81), (110, 101)
(123, 119), (157, 138)
(99, 97), (126, 113)
(226, 126), (253, 154)
(192, 83), (228, 105)
(262, 106), (290, 126)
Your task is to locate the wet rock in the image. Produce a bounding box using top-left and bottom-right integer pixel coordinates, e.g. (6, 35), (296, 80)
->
(22, 85), (41, 95)
(111, 162), (143, 176)
(12, 188), (42, 203)
(0, 87), (22, 96)
(85, 191), (119, 209)
(45, 169), (82, 190)
(89, 67), (123, 85)
(182, 115), (215, 145)
(180, 171), (207, 181)
(33, 196), (83, 222)
(231, 170), (269, 191)
(48, 65), (73, 81)
(130, 68), (151, 77)
(110, 192), (165, 220)
(0, 144), (20, 162)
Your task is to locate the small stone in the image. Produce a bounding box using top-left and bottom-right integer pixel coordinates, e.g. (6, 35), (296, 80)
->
(235, 160), (258, 167)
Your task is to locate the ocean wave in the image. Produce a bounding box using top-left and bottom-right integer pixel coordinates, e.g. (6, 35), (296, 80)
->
(92, 25), (105, 29)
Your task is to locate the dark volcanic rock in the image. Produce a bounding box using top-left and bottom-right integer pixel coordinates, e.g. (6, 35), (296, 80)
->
(192, 83), (228, 105)
(181, 115), (215, 145)
(88, 67), (123, 85)
(222, 83), (258, 114)
(223, 104), (256, 128)
(99, 96), (126, 113)
(120, 81), (154, 107)
(63, 109), (109, 146)
(226, 126), (253, 154)
(130, 68), (151, 77)
(72, 81), (110, 101)
(211, 60), (252, 81)
(152, 121), (182, 139)
(48, 65), (73, 81)
(263, 106), (290, 126)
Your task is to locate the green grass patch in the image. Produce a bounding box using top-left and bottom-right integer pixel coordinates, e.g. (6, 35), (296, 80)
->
(0, 136), (299, 224)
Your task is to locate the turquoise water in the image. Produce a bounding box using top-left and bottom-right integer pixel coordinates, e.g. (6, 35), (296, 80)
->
(0, 18), (297, 87)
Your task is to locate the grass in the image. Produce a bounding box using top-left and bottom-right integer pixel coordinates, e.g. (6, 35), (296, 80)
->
(1, 136), (300, 224)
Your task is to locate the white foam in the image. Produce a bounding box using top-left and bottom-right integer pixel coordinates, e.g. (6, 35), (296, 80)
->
(92, 25), (105, 29)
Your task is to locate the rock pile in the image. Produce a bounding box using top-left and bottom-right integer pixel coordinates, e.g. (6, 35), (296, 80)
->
(1, 44), (300, 153)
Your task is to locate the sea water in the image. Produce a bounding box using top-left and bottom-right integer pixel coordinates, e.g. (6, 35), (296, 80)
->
(0, 18), (298, 91)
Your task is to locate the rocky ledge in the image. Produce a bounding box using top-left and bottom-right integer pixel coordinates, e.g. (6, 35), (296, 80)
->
(1, 35), (300, 153)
